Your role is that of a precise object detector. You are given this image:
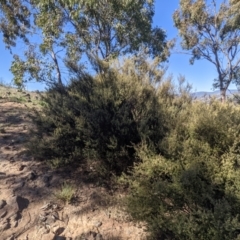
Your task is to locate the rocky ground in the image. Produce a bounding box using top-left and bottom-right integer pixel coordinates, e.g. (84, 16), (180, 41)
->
(0, 91), (146, 240)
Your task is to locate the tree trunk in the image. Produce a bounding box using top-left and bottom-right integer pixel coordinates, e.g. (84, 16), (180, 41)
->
(51, 49), (63, 87)
(220, 88), (226, 103)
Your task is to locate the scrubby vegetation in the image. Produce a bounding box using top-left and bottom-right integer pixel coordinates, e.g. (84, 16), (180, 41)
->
(124, 100), (240, 239)
(2, 1), (240, 238)
(26, 55), (240, 239)
(54, 181), (75, 204)
(28, 57), (169, 176)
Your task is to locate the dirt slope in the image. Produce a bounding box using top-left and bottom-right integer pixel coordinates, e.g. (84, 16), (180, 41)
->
(0, 100), (146, 240)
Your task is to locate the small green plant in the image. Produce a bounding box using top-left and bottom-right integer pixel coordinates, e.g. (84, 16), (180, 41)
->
(48, 158), (64, 169)
(54, 181), (75, 204)
(38, 100), (47, 107)
(16, 96), (26, 103)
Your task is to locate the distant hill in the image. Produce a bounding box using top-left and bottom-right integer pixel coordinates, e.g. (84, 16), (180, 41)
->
(191, 89), (239, 99)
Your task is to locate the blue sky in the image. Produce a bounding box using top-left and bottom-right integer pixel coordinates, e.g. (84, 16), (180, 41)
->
(0, 1), (236, 92)
(154, 0), (236, 92)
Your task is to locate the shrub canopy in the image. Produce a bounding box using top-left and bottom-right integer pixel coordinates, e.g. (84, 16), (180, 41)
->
(125, 100), (240, 239)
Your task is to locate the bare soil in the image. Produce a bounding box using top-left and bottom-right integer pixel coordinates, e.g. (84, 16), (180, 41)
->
(0, 95), (146, 240)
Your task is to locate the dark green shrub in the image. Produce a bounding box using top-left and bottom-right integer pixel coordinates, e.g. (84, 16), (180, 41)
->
(29, 59), (168, 175)
(124, 100), (240, 240)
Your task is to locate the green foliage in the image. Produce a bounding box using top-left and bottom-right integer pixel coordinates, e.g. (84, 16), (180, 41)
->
(21, 34), (240, 238)
(125, 100), (240, 239)
(0, 0), (170, 87)
(29, 56), (168, 176)
(54, 181), (75, 204)
(0, 0), (30, 47)
(226, 0), (240, 31)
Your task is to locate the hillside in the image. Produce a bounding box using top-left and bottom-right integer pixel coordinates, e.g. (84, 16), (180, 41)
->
(191, 89), (239, 99)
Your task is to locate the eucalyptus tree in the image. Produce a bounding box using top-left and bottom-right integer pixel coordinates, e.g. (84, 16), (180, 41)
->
(0, 0), (169, 88)
(228, 0), (240, 29)
(174, 0), (240, 101)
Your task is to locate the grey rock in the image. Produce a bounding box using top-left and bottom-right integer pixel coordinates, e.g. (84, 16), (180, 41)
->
(93, 221), (102, 228)
(39, 212), (47, 222)
(51, 211), (59, 220)
(40, 203), (51, 211)
(52, 204), (59, 210)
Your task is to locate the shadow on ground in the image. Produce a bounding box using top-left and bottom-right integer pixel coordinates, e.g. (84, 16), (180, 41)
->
(0, 102), (140, 240)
